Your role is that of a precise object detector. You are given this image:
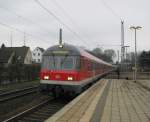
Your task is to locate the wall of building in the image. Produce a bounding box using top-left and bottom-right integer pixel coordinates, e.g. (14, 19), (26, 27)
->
(32, 47), (43, 63)
(24, 49), (32, 64)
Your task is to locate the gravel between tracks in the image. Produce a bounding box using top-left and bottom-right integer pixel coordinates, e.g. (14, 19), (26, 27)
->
(0, 92), (49, 121)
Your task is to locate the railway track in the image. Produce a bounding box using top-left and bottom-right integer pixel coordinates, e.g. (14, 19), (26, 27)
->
(3, 98), (69, 122)
(0, 86), (39, 103)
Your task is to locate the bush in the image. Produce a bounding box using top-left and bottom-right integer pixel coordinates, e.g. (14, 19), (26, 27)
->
(0, 63), (41, 83)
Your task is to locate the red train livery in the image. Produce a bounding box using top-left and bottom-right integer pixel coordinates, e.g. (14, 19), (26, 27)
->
(40, 44), (115, 95)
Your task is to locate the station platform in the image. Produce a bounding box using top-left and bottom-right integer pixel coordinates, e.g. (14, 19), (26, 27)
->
(45, 79), (150, 122)
(137, 80), (150, 91)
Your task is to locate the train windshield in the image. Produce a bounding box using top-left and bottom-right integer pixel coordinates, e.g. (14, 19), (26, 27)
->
(42, 55), (76, 70)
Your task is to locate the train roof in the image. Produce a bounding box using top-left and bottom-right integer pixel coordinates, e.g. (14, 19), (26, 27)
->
(43, 44), (113, 67)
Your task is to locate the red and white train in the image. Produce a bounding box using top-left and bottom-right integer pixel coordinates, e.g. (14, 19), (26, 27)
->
(40, 44), (115, 95)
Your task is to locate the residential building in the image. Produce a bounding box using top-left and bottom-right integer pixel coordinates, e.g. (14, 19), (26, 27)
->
(0, 44), (32, 66)
(32, 47), (45, 63)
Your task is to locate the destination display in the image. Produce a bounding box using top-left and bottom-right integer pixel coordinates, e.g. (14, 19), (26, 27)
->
(52, 50), (69, 54)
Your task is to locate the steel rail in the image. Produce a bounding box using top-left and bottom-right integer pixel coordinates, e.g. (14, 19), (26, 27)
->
(0, 86), (39, 103)
(0, 86), (38, 97)
(3, 98), (69, 122)
(3, 99), (51, 122)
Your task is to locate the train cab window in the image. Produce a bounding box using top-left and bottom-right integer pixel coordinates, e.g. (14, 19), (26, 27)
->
(42, 56), (57, 70)
(42, 55), (77, 70)
(61, 57), (74, 70)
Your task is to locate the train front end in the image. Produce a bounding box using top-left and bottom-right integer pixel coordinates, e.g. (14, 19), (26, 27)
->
(40, 45), (81, 95)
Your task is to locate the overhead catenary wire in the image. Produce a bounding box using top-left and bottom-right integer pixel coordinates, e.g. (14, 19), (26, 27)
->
(34, 0), (89, 46)
(0, 5), (54, 36)
(49, 0), (85, 34)
(101, 0), (123, 21)
(99, 44), (121, 47)
(50, 0), (78, 28)
(50, 0), (95, 44)
(0, 21), (50, 44)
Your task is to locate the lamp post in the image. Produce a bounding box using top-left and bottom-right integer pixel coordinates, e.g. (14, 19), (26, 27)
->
(130, 26), (142, 82)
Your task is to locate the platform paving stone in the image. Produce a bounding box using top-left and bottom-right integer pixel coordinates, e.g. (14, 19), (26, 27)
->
(100, 79), (150, 122)
(45, 79), (150, 122)
(56, 80), (106, 122)
(137, 80), (150, 91)
(45, 79), (108, 122)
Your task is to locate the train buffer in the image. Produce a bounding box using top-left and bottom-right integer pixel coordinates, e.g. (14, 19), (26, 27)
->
(45, 79), (150, 122)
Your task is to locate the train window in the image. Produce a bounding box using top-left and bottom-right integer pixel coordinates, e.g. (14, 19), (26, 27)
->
(42, 55), (77, 70)
(49, 56), (57, 69)
(42, 56), (57, 70)
(76, 56), (80, 70)
(84, 58), (88, 70)
(79, 57), (84, 70)
(88, 61), (92, 70)
(61, 57), (74, 70)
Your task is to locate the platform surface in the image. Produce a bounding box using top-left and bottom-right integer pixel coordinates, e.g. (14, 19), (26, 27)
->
(137, 80), (150, 91)
(45, 79), (150, 122)
(101, 79), (150, 122)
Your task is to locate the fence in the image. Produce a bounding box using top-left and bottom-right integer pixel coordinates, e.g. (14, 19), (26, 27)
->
(106, 71), (150, 80)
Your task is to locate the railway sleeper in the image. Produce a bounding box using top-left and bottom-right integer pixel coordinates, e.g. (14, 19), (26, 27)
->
(22, 117), (44, 122)
(33, 112), (51, 116)
(37, 111), (57, 116)
(30, 112), (50, 116)
(36, 109), (53, 113)
(28, 114), (47, 119)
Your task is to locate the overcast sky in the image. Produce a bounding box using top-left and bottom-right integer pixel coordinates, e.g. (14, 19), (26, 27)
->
(0, 0), (149, 54)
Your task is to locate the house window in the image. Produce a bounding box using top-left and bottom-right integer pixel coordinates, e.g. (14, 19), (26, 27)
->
(38, 59), (40, 62)
(38, 53), (40, 56)
(33, 53), (35, 56)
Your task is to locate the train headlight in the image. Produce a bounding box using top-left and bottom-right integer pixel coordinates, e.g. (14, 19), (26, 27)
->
(68, 77), (73, 81)
(44, 75), (49, 80)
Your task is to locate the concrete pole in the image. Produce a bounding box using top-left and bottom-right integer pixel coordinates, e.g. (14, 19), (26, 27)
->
(130, 26), (142, 82)
(134, 29), (137, 82)
(121, 21), (125, 62)
(10, 31), (12, 47)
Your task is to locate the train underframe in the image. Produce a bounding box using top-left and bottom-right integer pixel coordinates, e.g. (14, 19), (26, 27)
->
(40, 71), (112, 97)
(40, 77), (101, 97)
(40, 83), (84, 97)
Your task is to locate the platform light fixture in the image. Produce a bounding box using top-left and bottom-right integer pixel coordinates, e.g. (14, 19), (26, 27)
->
(130, 26), (142, 82)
